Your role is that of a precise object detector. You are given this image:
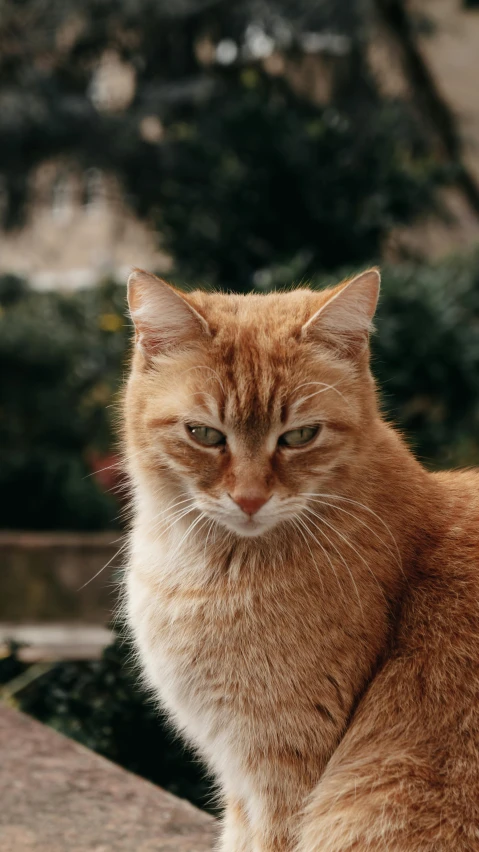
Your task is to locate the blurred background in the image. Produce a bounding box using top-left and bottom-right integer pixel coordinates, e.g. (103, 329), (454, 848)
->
(1, 0), (479, 811)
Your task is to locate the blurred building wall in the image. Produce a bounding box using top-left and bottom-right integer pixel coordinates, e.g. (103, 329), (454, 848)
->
(374, 0), (479, 260)
(0, 160), (171, 290)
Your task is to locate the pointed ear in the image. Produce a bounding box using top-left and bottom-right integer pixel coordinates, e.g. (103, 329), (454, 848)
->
(301, 268), (380, 358)
(127, 269), (210, 355)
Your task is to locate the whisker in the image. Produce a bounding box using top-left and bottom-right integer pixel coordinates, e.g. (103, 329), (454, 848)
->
(203, 518), (217, 568)
(181, 365), (225, 394)
(293, 514), (348, 606)
(298, 510), (364, 618)
(294, 380), (346, 399)
(306, 499), (401, 572)
(302, 506), (389, 609)
(302, 493), (403, 575)
(153, 505), (197, 541)
(78, 538), (129, 591)
(168, 512), (208, 562)
(290, 383), (348, 414)
(149, 497), (196, 530)
(82, 461), (122, 480)
(82, 446), (146, 480)
(289, 517), (325, 596)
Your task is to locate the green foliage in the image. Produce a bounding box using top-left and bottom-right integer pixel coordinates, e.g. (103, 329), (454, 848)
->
(374, 254), (479, 467)
(17, 637), (214, 812)
(0, 277), (130, 530)
(155, 74), (441, 292)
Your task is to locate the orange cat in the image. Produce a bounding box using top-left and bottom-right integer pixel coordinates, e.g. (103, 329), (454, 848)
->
(124, 268), (479, 851)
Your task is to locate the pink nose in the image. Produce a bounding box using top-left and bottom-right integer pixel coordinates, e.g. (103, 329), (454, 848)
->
(231, 494), (270, 516)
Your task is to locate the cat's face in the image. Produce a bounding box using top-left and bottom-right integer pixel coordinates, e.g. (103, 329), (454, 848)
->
(125, 270), (379, 539)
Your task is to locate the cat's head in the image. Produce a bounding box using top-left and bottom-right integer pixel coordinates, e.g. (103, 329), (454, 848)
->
(125, 269), (380, 539)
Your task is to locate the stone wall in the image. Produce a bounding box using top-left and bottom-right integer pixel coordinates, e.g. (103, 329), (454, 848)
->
(0, 532), (122, 624)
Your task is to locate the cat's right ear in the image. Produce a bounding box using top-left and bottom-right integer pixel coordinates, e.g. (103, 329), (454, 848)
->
(127, 269), (210, 356)
(301, 269), (380, 359)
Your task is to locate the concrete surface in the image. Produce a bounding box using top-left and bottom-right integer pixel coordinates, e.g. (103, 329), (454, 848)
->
(0, 704), (216, 851)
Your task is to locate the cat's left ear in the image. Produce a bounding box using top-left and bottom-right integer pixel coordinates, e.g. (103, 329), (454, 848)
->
(301, 268), (380, 358)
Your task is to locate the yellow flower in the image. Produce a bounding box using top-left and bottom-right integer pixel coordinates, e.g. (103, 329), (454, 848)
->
(241, 69), (259, 88)
(98, 313), (123, 332)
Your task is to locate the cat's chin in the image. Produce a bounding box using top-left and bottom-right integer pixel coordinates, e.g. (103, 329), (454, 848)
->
(216, 515), (276, 539)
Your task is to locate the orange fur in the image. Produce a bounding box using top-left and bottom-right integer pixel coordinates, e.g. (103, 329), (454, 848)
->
(123, 269), (479, 851)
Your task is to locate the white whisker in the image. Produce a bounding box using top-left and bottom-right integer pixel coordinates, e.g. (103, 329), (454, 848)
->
(293, 514), (348, 606)
(203, 518), (217, 568)
(290, 383), (348, 415)
(149, 497), (196, 530)
(306, 499), (401, 572)
(78, 538), (129, 590)
(168, 511), (208, 562)
(154, 505), (197, 541)
(289, 517), (325, 596)
(302, 492), (403, 575)
(299, 510), (364, 618)
(82, 445), (146, 480)
(302, 506), (389, 609)
(181, 365), (225, 394)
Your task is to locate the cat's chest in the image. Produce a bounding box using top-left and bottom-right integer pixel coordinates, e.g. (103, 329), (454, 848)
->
(127, 564), (350, 731)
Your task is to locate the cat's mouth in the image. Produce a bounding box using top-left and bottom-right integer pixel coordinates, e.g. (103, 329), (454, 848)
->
(230, 515), (271, 537)
(211, 510), (277, 539)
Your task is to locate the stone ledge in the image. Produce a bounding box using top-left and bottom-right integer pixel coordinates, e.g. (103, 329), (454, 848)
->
(0, 623), (113, 661)
(0, 705), (216, 852)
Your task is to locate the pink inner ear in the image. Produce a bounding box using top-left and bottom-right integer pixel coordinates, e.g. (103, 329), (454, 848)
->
(301, 270), (380, 347)
(128, 269), (210, 354)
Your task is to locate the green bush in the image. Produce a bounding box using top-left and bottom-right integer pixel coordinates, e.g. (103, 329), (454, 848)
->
(0, 277), (130, 530)
(374, 254), (479, 467)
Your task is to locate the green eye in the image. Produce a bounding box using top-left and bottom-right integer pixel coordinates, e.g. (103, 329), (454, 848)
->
(279, 426), (320, 448)
(187, 424), (226, 447)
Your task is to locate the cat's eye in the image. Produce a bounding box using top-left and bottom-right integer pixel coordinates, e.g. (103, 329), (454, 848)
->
(278, 425), (320, 448)
(187, 424), (226, 447)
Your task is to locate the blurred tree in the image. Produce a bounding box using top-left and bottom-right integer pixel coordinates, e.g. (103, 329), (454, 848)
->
(0, 0), (445, 289)
(151, 73), (439, 289)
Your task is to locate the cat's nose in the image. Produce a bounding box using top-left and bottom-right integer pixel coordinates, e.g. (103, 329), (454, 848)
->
(230, 493), (270, 516)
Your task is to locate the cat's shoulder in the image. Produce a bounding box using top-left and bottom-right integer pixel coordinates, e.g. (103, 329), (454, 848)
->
(427, 467), (479, 574)
(432, 467), (479, 510)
